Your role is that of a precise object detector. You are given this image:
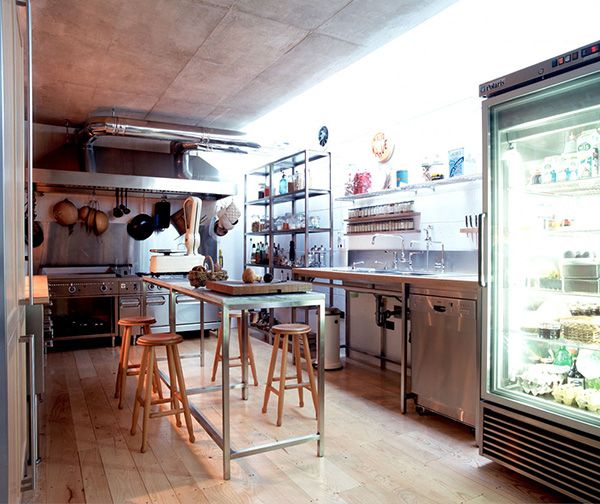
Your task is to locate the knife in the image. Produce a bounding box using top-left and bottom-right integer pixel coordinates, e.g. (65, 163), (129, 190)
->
(469, 215), (473, 228)
(465, 215), (469, 228)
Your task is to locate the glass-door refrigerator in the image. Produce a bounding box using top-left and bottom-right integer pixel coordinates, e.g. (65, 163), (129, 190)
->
(479, 41), (600, 503)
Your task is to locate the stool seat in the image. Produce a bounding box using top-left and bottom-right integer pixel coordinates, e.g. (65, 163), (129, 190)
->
(138, 333), (183, 346)
(262, 323), (318, 426)
(118, 316), (156, 327)
(271, 323), (311, 335)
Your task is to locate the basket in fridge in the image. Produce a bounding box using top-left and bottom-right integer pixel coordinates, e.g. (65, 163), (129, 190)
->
(559, 316), (600, 345)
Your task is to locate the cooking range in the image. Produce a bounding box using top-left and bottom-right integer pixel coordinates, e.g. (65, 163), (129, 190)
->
(44, 266), (220, 347)
(139, 271), (220, 334)
(43, 265), (142, 346)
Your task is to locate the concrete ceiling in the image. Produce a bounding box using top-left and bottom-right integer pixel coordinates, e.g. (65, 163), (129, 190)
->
(32, 0), (456, 132)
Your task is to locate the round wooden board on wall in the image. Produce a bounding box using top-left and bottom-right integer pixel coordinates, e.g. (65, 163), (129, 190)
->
(371, 131), (394, 163)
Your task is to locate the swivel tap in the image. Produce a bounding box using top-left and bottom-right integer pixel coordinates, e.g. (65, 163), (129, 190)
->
(371, 234), (406, 266)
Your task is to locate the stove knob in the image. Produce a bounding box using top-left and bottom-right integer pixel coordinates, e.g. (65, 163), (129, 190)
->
(68, 284), (76, 294)
(148, 284), (155, 291)
(100, 284), (108, 293)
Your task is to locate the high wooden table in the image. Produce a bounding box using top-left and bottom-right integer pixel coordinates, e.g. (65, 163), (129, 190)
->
(142, 277), (326, 480)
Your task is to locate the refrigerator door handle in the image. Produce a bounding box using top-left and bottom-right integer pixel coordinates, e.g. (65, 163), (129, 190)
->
(478, 212), (487, 287)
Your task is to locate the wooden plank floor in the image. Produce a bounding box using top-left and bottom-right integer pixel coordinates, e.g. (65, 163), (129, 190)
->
(23, 335), (568, 504)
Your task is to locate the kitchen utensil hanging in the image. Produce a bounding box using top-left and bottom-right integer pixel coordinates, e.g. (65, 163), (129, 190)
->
(127, 191), (154, 240)
(113, 188), (123, 217)
(122, 189), (131, 215)
(154, 195), (171, 230)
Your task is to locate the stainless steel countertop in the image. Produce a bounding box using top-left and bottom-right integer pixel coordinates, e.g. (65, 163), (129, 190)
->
(292, 267), (479, 298)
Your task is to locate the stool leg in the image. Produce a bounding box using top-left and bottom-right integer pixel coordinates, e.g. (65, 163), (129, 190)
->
(245, 324), (259, 386)
(293, 336), (304, 407)
(130, 346), (149, 436)
(172, 344), (195, 443)
(302, 333), (319, 421)
(140, 347), (156, 453)
(262, 333), (280, 414)
(166, 345), (182, 427)
(276, 334), (289, 427)
(117, 326), (133, 408)
(211, 324), (223, 382)
(153, 361), (164, 400)
(114, 325), (128, 398)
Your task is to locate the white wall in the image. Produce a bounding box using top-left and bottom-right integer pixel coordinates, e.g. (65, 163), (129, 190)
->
(238, 0), (600, 264)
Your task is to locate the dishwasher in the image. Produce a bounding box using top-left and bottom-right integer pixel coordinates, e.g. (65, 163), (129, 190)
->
(409, 293), (477, 427)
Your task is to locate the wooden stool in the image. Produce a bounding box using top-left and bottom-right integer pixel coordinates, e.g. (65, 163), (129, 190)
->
(262, 323), (318, 426)
(130, 332), (195, 453)
(114, 316), (163, 409)
(211, 311), (259, 386)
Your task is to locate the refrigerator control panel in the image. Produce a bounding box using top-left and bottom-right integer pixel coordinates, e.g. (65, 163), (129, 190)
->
(479, 39), (600, 97)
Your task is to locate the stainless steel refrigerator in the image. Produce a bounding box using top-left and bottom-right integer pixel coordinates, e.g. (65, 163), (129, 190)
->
(479, 40), (600, 503)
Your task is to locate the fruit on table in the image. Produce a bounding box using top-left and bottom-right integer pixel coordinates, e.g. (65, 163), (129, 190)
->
(242, 267), (262, 284)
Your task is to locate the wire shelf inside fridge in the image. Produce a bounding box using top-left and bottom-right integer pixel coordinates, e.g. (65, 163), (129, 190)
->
(524, 175), (600, 196)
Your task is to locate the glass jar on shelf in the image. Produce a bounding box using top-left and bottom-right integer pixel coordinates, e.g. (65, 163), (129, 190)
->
(258, 183), (266, 199)
(251, 215), (260, 232)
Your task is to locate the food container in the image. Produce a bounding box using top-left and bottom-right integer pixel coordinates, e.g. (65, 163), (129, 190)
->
(563, 279), (600, 293)
(538, 322), (561, 339)
(560, 316), (600, 345)
(552, 383), (579, 406)
(562, 263), (600, 279)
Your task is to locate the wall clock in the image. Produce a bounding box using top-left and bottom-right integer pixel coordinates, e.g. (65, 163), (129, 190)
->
(318, 125), (329, 148)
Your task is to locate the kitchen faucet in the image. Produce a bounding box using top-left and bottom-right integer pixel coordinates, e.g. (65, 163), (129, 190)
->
(371, 234), (406, 267)
(409, 225), (445, 272)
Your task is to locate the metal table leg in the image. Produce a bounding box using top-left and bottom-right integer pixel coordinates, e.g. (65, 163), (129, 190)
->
(200, 301), (205, 367)
(221, 305), (231, 480)
(317, 301), (325, 457)
(241, 310), (248, 401)
(168, 289), (176, 333)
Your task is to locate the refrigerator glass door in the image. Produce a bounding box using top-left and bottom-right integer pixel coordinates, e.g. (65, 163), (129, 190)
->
(486, 65), (600, 430)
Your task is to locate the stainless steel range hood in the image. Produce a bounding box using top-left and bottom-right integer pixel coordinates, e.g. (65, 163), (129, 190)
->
(33, 117), (261, 199)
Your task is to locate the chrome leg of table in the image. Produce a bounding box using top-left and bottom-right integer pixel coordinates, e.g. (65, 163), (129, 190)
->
(317, 301), (325, 457)
(200, 301), (205, 367)
(241, 310), (248, 401)
(221, 305), (231, 480)
(168, 289), (176, 333)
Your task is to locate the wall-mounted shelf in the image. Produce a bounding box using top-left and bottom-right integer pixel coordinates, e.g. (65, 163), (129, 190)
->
(344, 230), (421, 237)
(345, 212), (419, 224)
(336, 173), (482, 201)
(246, 228), (331, 236)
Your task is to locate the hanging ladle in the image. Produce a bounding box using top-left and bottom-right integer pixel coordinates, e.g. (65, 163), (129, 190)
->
(122, 189), (131, 215)
(113, 188), (123, 218)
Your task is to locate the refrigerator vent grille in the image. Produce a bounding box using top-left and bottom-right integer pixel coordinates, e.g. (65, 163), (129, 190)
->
(482, 405), (600, 503)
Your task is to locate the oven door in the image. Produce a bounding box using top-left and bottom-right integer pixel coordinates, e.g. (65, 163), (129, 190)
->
(118, 296), (142, 338)
(50, 295), (117, 341)
(145, 293), (170, 331)
(175, 293), (220, 332)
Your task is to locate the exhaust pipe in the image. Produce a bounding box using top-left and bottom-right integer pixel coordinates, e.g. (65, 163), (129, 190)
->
(79, 116), (260, 172)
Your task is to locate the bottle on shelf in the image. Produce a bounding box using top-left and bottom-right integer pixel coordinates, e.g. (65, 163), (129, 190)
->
(289, 239), (296, 263)
(218, 248), (223, 268)
(279, 173), (288, 195)
(250, 239), (255, 264)
(567, 356), (586, 387)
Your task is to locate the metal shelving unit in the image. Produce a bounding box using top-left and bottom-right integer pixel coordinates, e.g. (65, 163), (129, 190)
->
(244, 149), (333, 279)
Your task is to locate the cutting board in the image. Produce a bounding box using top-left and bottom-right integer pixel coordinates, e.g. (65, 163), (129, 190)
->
(205, 280), (313, 295)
